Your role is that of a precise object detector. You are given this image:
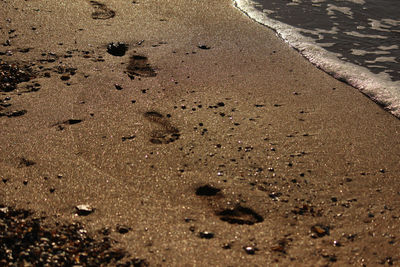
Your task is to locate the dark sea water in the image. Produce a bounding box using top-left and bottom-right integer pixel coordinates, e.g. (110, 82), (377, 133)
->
(234, 0), (400, 117)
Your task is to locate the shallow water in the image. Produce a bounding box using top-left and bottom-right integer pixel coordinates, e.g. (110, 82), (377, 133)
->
(234, 0), (400, 117)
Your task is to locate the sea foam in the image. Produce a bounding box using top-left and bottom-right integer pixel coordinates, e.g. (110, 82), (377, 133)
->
(233, 0), (400, 118)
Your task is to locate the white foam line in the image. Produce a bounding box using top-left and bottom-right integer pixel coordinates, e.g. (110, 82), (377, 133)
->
(233, 0), (400, 118)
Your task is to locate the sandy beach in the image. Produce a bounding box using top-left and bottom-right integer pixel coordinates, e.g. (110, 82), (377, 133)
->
(1, 0), (400, 265)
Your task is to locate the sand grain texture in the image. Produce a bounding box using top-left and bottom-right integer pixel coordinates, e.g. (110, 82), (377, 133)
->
(1, 0), (399, 265)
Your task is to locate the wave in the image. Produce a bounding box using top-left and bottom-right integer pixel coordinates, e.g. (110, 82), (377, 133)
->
(233, 0), (400, 118)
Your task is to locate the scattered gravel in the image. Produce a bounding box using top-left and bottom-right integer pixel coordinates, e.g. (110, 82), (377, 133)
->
(0, 205), (148, 266)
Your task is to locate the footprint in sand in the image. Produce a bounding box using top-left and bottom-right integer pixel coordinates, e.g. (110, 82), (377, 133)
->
(51, 119), (83, 131)
(89, 1), (115, 20)
(195, 184), (264, 225)
(144, 111), (180, 144)
(126, 55), (156, 78)
(216, 205), (264, 225)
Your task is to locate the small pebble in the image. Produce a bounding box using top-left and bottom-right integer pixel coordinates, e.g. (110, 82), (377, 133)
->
(107, 42), (127, 56)
(199, 231), (214, 239)
(311, 225), (329, 237)
(243, 246), (256, 255)
(198, 44), (210, 50)
(116, 225), (131, 234)
(75, 204), (94, 216)
(60, 74), (70, 81)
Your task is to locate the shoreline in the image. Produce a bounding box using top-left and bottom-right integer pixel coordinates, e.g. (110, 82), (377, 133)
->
(234, 0), (400, 119)
(1, 0), (400, 265)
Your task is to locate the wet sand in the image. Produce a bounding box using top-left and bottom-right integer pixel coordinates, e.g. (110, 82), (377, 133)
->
(1, 0), (400, 265)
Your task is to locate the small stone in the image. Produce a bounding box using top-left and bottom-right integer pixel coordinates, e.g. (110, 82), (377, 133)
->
(107, 42), (127, 56)
(114, 84), (123, 90)
(195, 185), (220, 196)
(198, 44), (210, 50)
(268, 192), (282, 200)
(184, 217), (193, 223)
(75, 204), (94, 216)
(222, 243), (231, 249)
(121, 135), (135, 141)
(60, 74), (70, 81)
(333, 240), (341, 247)
(0, 207), (9, 214)
(100, 227), (111, 235)
(199, 231), (214, 239)
(243, 246), (256, 255)
(116, 225), (131, 234)
(311, 225), (329, 237)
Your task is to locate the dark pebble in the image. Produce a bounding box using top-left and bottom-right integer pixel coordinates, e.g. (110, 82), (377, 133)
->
(65, 119), (82, 125)
(199, 231), (214, 239)
(122, 135), (136, 141)
(116, 225), (131, 234)
(311, 224), (330, 237)
(198, 44), (211, 50)
(195, 185), (221, 196)
(114, 83), (123, 90)
(222, 243), (231, 249)
(184, 217), (194, 223)
(60, 74), (70, 81)
(333, 240), (342, 247)
(100, 227), (111, 235)
(75, 204), (94, 216)
(269, 192), (282, 199)
(107, 42), (127, 56)
(243, 246), (256, 255)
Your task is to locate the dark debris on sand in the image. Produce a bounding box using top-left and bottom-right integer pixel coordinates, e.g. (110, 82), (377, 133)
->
(107, 42), (128, 57)
(0, 205), (148, 266)
(0, 60), (35, 92)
